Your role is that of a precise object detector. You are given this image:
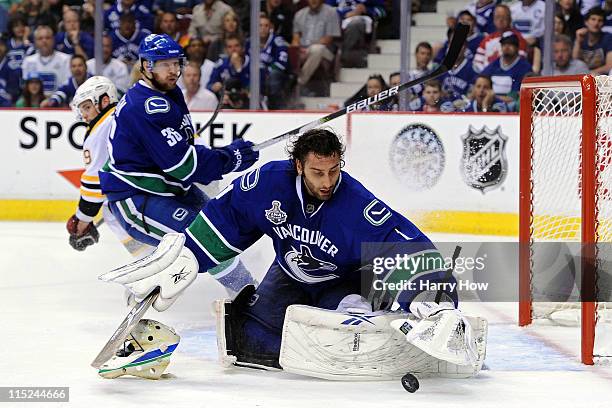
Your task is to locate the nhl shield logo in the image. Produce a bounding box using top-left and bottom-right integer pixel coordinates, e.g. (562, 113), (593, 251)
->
(461, 126), (508, 193)
(265, 200), (287, 225)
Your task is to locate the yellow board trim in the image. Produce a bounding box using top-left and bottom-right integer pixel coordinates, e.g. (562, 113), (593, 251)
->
(6, 201), (606, 240)
(409, 210), (518, 237)
(0, 200), (520, 236)
(0, 200), (78, 221)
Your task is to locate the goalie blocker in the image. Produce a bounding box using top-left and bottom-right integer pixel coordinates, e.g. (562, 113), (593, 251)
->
(215, 286), (488, 380)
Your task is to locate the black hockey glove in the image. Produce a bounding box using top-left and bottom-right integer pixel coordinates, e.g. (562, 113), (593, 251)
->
(66, 214), (100, 251)
(219, 138), (259, 174)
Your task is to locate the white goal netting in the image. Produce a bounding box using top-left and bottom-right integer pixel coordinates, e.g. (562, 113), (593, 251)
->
(527, 75), (612, 359)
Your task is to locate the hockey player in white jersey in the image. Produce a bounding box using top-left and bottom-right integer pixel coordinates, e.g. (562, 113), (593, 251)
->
(67, 73), (257, 300)
(65, 75), (151, 256)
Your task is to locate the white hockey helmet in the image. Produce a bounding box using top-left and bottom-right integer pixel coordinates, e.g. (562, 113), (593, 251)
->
(71, 75), (118, 120)
(97, 319), (180, 380)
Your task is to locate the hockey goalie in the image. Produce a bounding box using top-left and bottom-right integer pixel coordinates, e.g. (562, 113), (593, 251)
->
(100, 129), (488, 381)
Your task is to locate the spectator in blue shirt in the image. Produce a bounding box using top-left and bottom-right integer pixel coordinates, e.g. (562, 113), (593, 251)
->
(434, 10), (483, 64)
(466, 0), (498, 34)
(247, 13), (289, 109)
(438, 43), (477, 109)
(110, 13), (149, 68)
(207, 34), (251, 94)
(105, 0), (154, 34)
(573, 6), (612, 74)
(6, 15), (32, 71)
(481, 31), (531, 109)
(55, 9), (94, 58)
(463, 74), (510, 112)
(0, 38), (21, 106)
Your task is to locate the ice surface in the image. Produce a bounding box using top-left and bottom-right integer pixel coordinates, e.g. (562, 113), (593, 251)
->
(2, 222), (612, 407)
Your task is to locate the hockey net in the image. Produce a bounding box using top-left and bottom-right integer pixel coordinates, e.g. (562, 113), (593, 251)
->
(519, 75), (612, 364)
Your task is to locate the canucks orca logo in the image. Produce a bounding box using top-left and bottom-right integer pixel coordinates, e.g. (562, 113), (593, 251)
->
(283, 244), (338, 283)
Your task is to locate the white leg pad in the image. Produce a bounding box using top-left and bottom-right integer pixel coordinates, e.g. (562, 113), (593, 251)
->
(279, 305), (487, 381)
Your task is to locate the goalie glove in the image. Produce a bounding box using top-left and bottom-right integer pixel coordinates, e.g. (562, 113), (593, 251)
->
(99, 233), (198, 312)
(66, 214), (99, 251)
(391, 301), (478, 366)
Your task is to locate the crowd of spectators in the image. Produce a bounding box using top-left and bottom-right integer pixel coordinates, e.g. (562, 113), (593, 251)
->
(0, 0), (391, 109)
(0, 0), (609, 111)
(357, 0), (611, 113)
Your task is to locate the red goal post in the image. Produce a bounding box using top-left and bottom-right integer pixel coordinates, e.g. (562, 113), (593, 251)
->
(519, 75), (612, 365)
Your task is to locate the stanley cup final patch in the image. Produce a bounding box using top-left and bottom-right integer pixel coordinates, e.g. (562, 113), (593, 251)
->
(265, 200), (287, 225)
(460, 125), (508, 193)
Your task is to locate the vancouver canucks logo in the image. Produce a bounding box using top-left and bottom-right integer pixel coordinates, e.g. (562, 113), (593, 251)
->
(265, 200), (287, 225)
(283, 245), (338, 283)
(144, 96), (170, 114)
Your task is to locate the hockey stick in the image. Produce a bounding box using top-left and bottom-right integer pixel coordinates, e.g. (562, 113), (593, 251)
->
(252, 23), (470, 152)
(435, 245), (462, 303)
(194, 85), (225, 138)
(91, 287), (160, 368)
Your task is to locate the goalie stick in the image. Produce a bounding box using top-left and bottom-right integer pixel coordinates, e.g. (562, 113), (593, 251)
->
(91, 287), (160, 368)
(252, 22), (470, 152)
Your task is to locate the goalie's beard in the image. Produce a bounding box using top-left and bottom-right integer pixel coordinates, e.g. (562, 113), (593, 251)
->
(140, 62), (181, 92)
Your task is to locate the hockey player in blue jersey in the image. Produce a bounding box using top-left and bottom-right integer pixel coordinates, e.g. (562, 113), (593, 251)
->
(99, 33), (260, 294)
(102, 129), (487, 378)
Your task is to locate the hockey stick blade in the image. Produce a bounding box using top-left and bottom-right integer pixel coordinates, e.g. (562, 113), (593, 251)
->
(439, 22), (470, 71)
(90, 287), (160, 369)
(252, 23), (469, 152)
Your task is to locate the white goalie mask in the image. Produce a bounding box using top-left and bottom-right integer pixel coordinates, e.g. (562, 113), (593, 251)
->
(71, 76), (119, 121)
(97, 319), (180, 380)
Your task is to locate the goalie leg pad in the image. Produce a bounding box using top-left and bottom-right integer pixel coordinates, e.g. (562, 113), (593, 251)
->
(279, 305), (488, 380)
(214, 285), (282, 370)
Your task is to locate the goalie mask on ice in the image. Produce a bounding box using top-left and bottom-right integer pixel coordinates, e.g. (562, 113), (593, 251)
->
(216, 294), (487, 380)
(97, 319), (179, 380)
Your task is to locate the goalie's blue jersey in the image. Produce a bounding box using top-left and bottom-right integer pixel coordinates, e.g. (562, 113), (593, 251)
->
(100, 80), (228, 201)
(186, 160), (454, 306)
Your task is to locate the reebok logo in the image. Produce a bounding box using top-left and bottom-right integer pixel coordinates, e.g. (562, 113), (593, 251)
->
(171, 267), (188, 284)
(232, 149), (242, 171)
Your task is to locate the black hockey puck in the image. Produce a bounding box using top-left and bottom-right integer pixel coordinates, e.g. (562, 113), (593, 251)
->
(401, 373), (419, 393)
